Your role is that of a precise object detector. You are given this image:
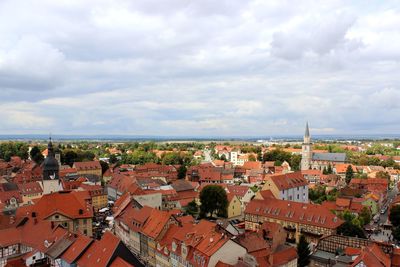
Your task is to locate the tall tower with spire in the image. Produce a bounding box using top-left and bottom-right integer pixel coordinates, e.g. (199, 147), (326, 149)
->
(301, 122), (312, 170)
(41, 137), (62, 194)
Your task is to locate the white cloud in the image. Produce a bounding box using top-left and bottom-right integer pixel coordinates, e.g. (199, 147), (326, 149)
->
(0, 0), (399, 136)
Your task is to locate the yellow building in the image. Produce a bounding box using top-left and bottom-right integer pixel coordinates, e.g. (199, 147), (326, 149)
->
(227, 193), (242, 218)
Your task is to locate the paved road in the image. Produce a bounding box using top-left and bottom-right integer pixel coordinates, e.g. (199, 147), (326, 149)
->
(379, 183), (398, 224)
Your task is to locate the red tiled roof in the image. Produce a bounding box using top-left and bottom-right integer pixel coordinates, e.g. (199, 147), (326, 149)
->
(258, 190), (275, 200)
(16, 191), (93, 220)
(335, 164), (356, 173)
(141, 209), (173, 239)
(336, 198), (351, 207)
(267, 172), (308, 190)
(271, 246), (297, 266)
(345, 247), (361, 256)
(110, 257), (133, 267)
(73, 161), (102, 171)
(227, 185), (250, 197)
(117, 205), (153, 233)
(351, 243), (390, 267)
(242, 161), (262, 170)
(61, 234), (93, 264)
(77, 231), (120, 267)
(17, 182), (43, 195)
(245, 199), (343, 229)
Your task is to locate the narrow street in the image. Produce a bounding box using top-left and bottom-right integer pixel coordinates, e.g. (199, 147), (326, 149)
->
(369, 181), (398, 243)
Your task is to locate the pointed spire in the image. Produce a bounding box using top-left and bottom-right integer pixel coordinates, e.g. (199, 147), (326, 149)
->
(48, 136), (54, 157)
(305, 122), (310, 138)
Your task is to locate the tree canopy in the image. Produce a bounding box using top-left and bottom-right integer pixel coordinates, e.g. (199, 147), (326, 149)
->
(345, 165), (354, 185)
(390, 205), (400, 227)
(337, 221), (366, 238)
(199, 185), (228, 218)
(30, 146), (44, 164)
(0, 142), (29, 161)
(297, 234), (311, 267)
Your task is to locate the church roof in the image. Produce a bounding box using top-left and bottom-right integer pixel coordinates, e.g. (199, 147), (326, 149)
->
(312, 153), (346, 162)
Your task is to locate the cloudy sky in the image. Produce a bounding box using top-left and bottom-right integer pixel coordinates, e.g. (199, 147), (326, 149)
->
(1, 0), (399, 137)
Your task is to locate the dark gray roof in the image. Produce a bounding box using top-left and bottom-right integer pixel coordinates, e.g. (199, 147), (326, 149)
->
(46, 236), (75, 258)
(312, 153), (346, 162)
(1, 182), (18, 191)
(171, 180), (194, 192)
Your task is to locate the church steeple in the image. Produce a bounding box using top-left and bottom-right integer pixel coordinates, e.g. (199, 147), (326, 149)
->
(47, 137), (55, 158)
(42, 137), (59, 181)
(301, 122), (312, 170)
(304, 122), (311, 144)
(305, 122), (310, 138)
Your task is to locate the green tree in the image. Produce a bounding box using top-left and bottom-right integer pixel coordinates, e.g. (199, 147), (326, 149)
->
(109, 154), (118, 164)
(220, 154), (228, 162)
(345, 165), (354, 185)
(248, 154), (256, 162)
(62, 150), (78, 166)
(199, 185), (228, 218)
(337, 221), (366, 238)
(390, 205), (400, 227)
(393, 226), (400, 241)
(290, 154), (302, 171)
(297, 234), (311, 267)
(376, 171), (390, 180)
(178, 165), (187, 179)
(99, 160), (109, 175)
(359, 207), (371, 226)
(185, 200), (199, 216)
(327, 164), (333, 174)
(30, 146), (44, 164)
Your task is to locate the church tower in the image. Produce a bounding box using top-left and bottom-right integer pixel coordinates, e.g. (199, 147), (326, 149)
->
(301, 122), (312, 170)
(41, 138), (62, 194)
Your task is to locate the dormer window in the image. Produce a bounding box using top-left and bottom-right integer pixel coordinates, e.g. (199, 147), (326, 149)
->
(172, 241), (177, 252)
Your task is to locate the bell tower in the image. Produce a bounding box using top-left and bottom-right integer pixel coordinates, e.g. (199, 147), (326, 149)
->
(41, 137), (62, 194)
(301, 122), (312, 170)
